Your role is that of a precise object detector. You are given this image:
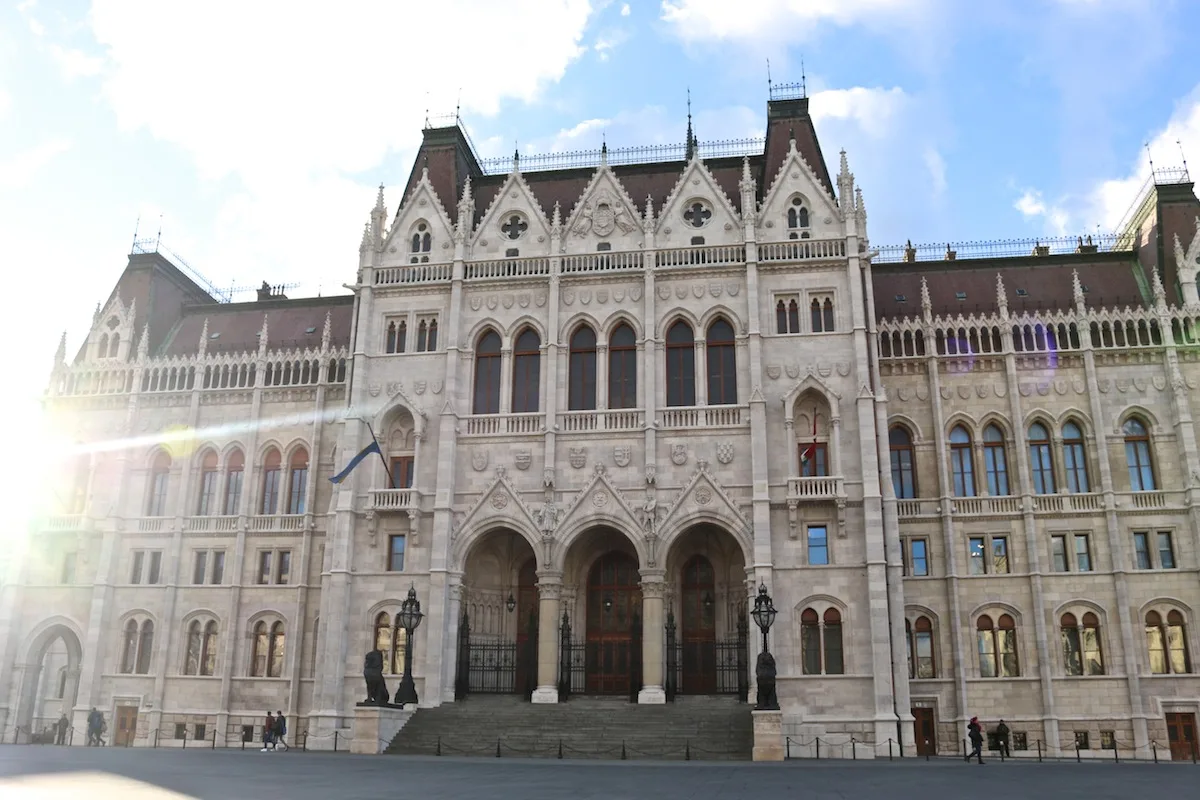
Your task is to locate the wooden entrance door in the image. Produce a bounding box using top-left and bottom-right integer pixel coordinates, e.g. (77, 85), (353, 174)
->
(514, 558), (538, 697)
(586, 552), (640, 694)
(681, 555), (717, 693)
(1166, 712), (1197, 761)
(114, 705), (138, 747)
(912, 707), (936, 756)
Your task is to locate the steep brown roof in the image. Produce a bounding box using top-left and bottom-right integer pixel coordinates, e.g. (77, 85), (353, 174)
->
(871, 252), (1146, 321)
(160, 295), (354, 357)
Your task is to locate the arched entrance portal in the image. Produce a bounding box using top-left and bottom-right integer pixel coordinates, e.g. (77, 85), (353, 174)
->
(586, 551), (641, 694)
(457, 529), (539, 697)
(15, 622), (83, 743)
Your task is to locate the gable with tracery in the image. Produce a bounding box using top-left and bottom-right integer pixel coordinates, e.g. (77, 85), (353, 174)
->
(655, 157), (742, 249)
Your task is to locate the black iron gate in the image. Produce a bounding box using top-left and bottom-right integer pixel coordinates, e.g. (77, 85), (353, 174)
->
(665, 610), (748, 701)
(454, 611), (537, 697)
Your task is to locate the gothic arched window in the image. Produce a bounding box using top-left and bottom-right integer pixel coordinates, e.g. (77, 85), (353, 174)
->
(568, 325), (597, 411)
(608, 324), (637, 409)
(889, 426), (916, 499)
(1062, 421), (1090, 493)
(1123, 417), (1156, 491)
(665, 320), (695, 407)
(472, 330), (501, 414)
(950, 426), (976, 497)
(1028, 422), (1055, 495)
(511, 328), (541, 413)
(705, 318), (736, 405)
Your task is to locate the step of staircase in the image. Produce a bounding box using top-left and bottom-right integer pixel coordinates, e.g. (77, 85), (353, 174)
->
(385, 694), (753, 761)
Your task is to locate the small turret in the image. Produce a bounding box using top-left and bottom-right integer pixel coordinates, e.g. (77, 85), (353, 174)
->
(321, 310), (332, 352)
(551, 201), (562, 237)
(456, 177), (475, 242)
(643, 195), (655, 234)
(920, 276), (932, 322)
(1071, 269), (1086, 314)
(1152, 266), (1167, 309)
(837, 149), (855, 209)
(369, 184), (387, 247)
(258, 314), (269, 356)
(198, 318), (209, 357)
(995, 273), (1008, 317)
(54, 332), (66, 369)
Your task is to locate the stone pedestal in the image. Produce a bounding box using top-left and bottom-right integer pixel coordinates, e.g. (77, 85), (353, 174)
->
(531, 687), (559, 704)
(351, 704), (413, 755)
(752, 709), (785, 762)
(637, 686), (666, 704)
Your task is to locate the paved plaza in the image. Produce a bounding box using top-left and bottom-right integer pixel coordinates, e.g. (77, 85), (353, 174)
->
(0, 747), (1196, 800)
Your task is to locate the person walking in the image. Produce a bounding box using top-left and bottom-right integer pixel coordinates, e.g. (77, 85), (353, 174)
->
(273, 710), (287, 752)
(54, 714), (69, 746)
(965, 716), (985, 764)
(86, 708), (101, 746)
(261, 711), (275, 752)
(995, 719), (1011, 758)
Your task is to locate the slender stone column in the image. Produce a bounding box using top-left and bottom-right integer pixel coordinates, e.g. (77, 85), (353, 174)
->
(638, 571), (666, 704)
(531, 574), (562, 703)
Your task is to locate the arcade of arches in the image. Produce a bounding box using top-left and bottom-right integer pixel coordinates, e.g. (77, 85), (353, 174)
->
(456, 523), (748, 703)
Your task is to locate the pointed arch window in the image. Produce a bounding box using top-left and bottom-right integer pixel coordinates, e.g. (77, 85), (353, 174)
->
(109, 333), (120, 358)
(98, 334), (109, 359)
(568, 325), (597, 411)
(950, 426), (976, 497)
(705, 318), (737, 405)
(1062, 421), (1090, 493)
(197, 451), (219, 516)
(800, 607), (844, 675)
(120, 619), (139, 673)
(1061, 612), (1104, 676)
(202, 621), (218, 676)
(982, 424), (1009, 495)
(909, 616), (935, 678)
(977, 614), (1019, 677)
(1028, 422), (1056, 494)
(287, 448), (309, 515)
(261, 449), (282, 515)
(889, 426), (916, 499)
(787, 196), (810, 230)
(136, 620), (154, 674)
(776, 297), (800, 334)
(410, 222), (432, 264)
(472, 330), (502, 414)
(608, 324), (637, 409)
(511, 328), (541, 413)
(665, 320), (696, 407)
(251, 622), (268, 677)
(266, 622), (286, 678)
(416, 318), (437, 352)
(386, 319), (407, 354)
(147, 452), (171, 516)
(224, 449), (244, 515)
(1147, 610), (1191, 674)
(1123, 418), (1156, 491)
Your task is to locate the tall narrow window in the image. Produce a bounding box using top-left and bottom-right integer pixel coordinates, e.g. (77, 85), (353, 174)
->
(136, 620), (154, 674)
(983, 425), (1009, 496)
(388, 535), (406, 571)
(258, 551), (272, 585)
(131, 551), (145, 584)
(261, 449), (282, 515)
(148, 552), (161, 584)
(913, 616), (935, 678)
(889, 426), (916, 499)
(705, 319), (737, 405)
(1080, 612), (1104, 675)
(202, 621), (218, 676)
(1147, 611), (1191, 674)
(909, 538), (929, 576)
(665, 320), (696, 407)
(268, 622), (286, 678)
(287, 448), (308, 515)
(425, 320), (438, 351)
(776, 297), (801, 334)
(251, 621), (268, 676)
(997, 614), (1019, 676)
(969, 537), (986, 575)
(822, 608), (844, 674)
(511, 328), (541, 413)
(1061, 613), (1084, 676)
(1051, 535), (1068, 572)
(1073, 534), (1092, 572)
(1133, 532), (1151, 569)
(801, 608), (821, 674)
(472, 330), (502, 414)
(608, 324), (637, 409)
(374, 613), (394, 674)
(197, 451), (218, 515)
(1167, 611), (1190, 674)
(807, 525), (829, 565)
(185, 620), (202, 675)
(147, 452), (171, 516)
(810, 298), (823, 333)
(978, 615), (1020, 677)
(950, 426), (976, 497)
(416, 320), (428, 351)
(211, 551), (225, 584)
(1123, 418), (1156, 491)
(1028, 422), (1055, 494)
(1157, 531), (1176, 569)
(277, 551), (292, 585)
(193, 550), (208, 585)
(822, 299), (835, 332)
(389, 456), (414, 489)
(568, 326), (597, 411)
(121, 619), (139, 673)
(1062, 421), (1090, 493)
(224, 450), (244, 515)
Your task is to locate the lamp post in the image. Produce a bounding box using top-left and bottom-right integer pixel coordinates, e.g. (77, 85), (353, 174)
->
(506, 593), (516, 614)
(750, 582), (779, 711)
(750, 583), (777, 654)
(395, 585), (424, 707)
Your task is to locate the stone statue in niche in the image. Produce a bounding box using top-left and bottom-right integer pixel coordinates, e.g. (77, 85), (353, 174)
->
(361, 649), (391, 706)
(534, 501), (559, 534)
(640, 495), (658, 532)
(755, 652), (779, 711)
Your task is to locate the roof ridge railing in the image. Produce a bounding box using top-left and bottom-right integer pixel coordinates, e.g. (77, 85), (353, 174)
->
(474, 137), (766, 175)
(874, 233), (1127, 263)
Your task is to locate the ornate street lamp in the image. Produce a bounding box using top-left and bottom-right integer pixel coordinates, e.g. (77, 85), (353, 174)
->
(395, 585), (424, 706)
(603, 594), (614, 613)
(750, 583), (777, 654)
(506, 593), (516, 614)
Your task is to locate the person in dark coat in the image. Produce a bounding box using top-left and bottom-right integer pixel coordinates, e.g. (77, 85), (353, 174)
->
(55, 714), (69, 745)
(965, 716), (985, 764)
(261, 711), (275, 752)
(272, 710), (287, 751)
(995, 719), (1010, 758)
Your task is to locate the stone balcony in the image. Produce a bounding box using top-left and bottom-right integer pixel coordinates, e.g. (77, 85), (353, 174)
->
(368, 489), (418, 514)
(786, 476), (845, 503)
(895, 490), (1186, 521)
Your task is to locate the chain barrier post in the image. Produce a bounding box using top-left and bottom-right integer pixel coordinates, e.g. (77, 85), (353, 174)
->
(686, 740), (691, 761)
(212, 730), (216, 749)
(496, 739), (501, 758)
(301, 731), (306, 751)
(154, 729), (159, 748)
(785, 737), (790, 759)
(1152, 741), (1157, 763)
(621, 740), (627, 760)
(816, 737), (821, 760)
(1037, 739), (1042, 762)
(1113, 742), (1118, 763)
(925, 740), (930, 762)
(888, 738), (893, 761)
(333, 731), (339, 753)
(1076, 741), (1081, 763)
(557, 739), (563, 759)
(436, 735), (442, 756)
(182, 729), (187, 749)
(851, 737), (857, 760)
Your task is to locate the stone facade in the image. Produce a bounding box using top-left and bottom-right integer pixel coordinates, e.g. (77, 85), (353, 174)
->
(2, 95), (1199, 759)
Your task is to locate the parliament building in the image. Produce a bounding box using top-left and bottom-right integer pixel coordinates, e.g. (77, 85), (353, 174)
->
(3, 86), (1200, 760)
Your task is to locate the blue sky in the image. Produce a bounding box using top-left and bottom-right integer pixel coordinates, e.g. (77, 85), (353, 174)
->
(1, 0), (1198, 417)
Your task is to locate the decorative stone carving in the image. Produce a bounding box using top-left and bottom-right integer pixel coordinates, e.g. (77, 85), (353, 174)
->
(518, 293), (530, 308)
(491, 492), (510, 510)
(614, 288), (625, 302)
(572, 188), (636, 238)
(766, 365), (781, 380)
(675, 285), (688, 299)
(369, 383), (381, 397)
(645, 464), (657, 484)
(695, 487), (713, 505)
(670, 444), (688, 466)
(641, 495), (658, 531)
(543, 467), (555, 488)
(431, 379), (443, 394)
(502, 295), (514, 309)
(471, 449), (488, 471)
(387, 381), (402, 397)
(613, 445), (632, 468)
(716, 442), (734, 465)
(836, 362), (851, 377)
(658, 286), (671, 300)
(591, 490), (610, 508)
(785, 364), (799, 379)
(692, 284), (704, 299)
(514, 449), (532, 471)
(956, 385), (970, 399)
(1153, 375), (1166, 391)
(563, 290), (576, 305)
(709, 283), (723, 298)
(470, 296), (482, 311)
(362, 650), (391, 706)
(580, 289), (593, 305)
(536, 293), (547, 307)
(569, 447), (587, 469)
(414, 380), (426, 395)
(630, 285), (643, 301)
(596, 289), (609, 304)
(533, 501), (559, 533)
(975, 384), (988, 398)
(486, 296), (498, 310)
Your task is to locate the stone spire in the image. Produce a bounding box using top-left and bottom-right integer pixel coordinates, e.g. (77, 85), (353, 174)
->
(600, 138), (608, 169)
(551, 201), (562, 237)
(995, 273), (1008, 317)
(456, 176), (474, 241)
(137, 323), (149, 361)
(685, 88), (695, 161)
(1071, 269), (1086, 313)
(198, 317), (209, 357)
(321, 310), (332, 351)
(369, 184), (387, 246)
(643, 195), (655, 235)
(258, 314), (269, 356)
(788, 126), (797, 153)
(54, 331), (66, 368)
(855, 186), (866, 228)
(920, 276), (932, 321)
(359, 221), (371, 253)
(1152, 266), (1167, 309)
(837, 150), (855, 210)
(739, 156), (756, 223)
(93, 302), (101, 324)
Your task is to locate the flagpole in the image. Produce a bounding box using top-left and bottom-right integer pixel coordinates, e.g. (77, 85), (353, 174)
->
(364, 420), (395, 489)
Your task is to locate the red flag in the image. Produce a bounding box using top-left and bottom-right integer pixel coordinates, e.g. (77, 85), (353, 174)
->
(800, 409), (818, 469)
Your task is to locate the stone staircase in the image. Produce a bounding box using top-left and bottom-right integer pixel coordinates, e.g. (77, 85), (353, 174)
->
(385, 695), (753, 760)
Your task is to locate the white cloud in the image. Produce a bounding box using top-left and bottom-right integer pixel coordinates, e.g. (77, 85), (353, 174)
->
(0, 87), (10, 117)
(1014, 189), (1069, 236)
(0, 138), (71, 189)
(808, 86), (906, 138)
(923, 147), (946, 197)
(593, 28), (629, 60)
(49, 44), (103, 81)
(660, 0), (931, 42)
(85, 0), (596, 290)
(620, 2), (631, 14)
